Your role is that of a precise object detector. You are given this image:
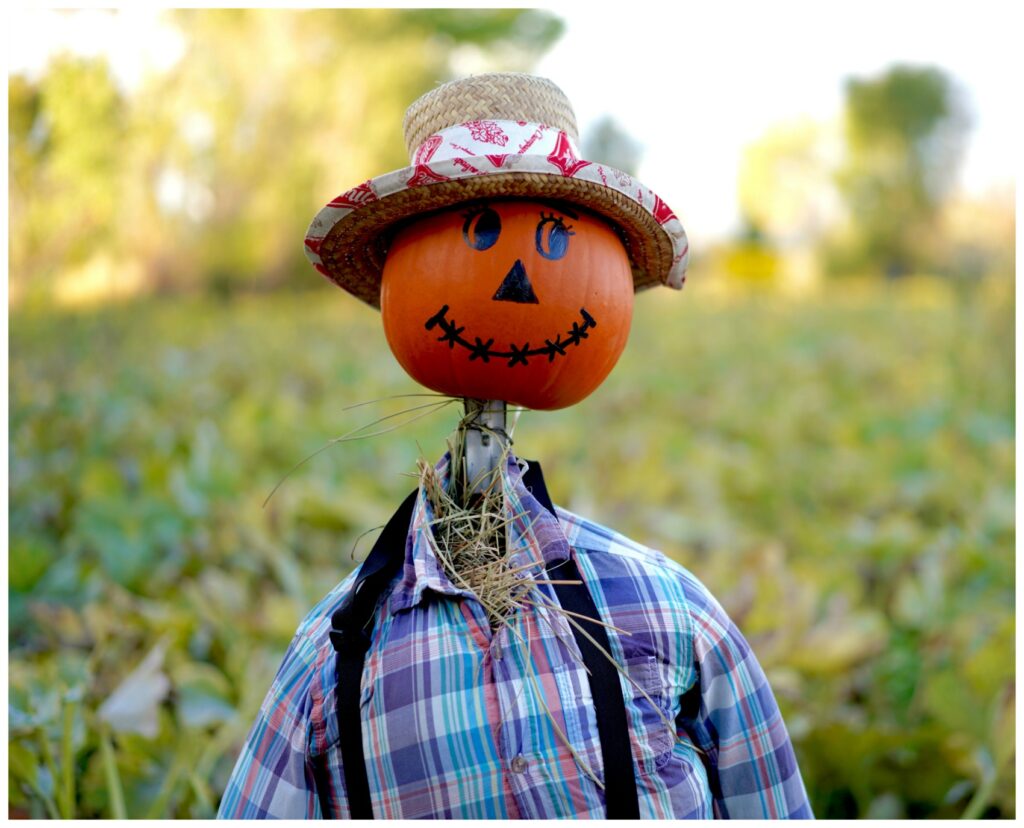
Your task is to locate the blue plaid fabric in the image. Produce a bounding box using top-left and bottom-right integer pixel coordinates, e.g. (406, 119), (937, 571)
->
(218, 455), (812, 819)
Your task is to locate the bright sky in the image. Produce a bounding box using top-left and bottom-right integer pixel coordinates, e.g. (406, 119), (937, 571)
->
(8, 3), (1019, 244)
(538, 0), (1020, 242)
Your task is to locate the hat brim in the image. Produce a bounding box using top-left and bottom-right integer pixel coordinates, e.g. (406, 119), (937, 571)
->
(304, 155), (689, 309)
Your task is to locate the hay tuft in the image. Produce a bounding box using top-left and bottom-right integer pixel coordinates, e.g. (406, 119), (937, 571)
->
(420, 406), (526, 631)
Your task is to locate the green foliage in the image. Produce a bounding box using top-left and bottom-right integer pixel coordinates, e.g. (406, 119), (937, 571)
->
(832, 64), (969, 277)
(8, 277), (1014, 817)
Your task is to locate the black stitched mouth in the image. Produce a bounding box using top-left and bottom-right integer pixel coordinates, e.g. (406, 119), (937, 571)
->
(424, 305), (597, 367)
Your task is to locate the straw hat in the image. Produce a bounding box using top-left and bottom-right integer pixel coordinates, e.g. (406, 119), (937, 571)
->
(304, 73), (689, 308)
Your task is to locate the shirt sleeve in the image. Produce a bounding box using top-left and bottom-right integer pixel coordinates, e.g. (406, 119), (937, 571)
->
(677, 574), (814, 819)
(217, 630), (324, 819)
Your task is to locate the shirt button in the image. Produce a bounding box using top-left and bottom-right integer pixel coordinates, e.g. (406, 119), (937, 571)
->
(511, 755), (528, 774)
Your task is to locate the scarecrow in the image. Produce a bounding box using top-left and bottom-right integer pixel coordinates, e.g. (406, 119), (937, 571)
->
(219, 74), (812, 820)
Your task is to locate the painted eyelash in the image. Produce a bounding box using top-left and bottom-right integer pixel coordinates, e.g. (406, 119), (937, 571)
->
(538, 211), (575, 235)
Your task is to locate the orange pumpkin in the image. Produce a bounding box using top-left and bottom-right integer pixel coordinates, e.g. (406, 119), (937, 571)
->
(380, 199), (634, 410)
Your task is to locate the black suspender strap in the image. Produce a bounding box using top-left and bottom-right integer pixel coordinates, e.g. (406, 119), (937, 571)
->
(322, 462), (639, 819)
(524, 464), (642, 820)
(327, 489), (418, 819)
(332, 648), (373, 818)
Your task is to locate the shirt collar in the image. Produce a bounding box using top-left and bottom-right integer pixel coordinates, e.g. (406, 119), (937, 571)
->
(388, 452), (571, 615)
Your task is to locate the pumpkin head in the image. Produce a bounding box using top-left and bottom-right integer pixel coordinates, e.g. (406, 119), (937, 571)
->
(380, 199), (634, 410)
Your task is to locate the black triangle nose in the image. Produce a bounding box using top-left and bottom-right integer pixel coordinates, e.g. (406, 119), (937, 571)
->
(492, 259), (539, 304)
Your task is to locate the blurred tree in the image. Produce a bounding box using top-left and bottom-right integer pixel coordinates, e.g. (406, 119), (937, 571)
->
(8, 9), (564, 303)
(9, 73), (42, 306)
(9, 55), (128, 304)
(830, 64), (969, 277)
(737, 118), (842, 247)
(581, 115), (643, 175)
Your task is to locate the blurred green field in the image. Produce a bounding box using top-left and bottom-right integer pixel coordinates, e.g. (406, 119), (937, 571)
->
(8, 277), (1015, 818)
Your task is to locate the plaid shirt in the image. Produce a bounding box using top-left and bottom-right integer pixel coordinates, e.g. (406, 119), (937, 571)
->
(218, 456), (812, 819)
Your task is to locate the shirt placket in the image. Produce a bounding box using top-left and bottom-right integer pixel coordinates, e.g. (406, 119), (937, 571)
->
(486, 613), (529, 817)
(453, 593), (525, 818)
(490, 609), (537, 813)
(498, 471), (595, 816)
(490, 585), (600, 817)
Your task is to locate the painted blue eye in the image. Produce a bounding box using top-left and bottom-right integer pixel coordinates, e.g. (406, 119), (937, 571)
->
(462, 206), (501, 251)
(535, 213), (574, 260)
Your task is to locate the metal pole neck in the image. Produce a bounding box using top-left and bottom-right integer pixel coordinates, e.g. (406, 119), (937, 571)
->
(462, 399), (508, 496)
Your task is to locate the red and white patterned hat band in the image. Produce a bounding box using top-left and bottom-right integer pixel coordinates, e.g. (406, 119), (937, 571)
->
(412, 120), (581, 169)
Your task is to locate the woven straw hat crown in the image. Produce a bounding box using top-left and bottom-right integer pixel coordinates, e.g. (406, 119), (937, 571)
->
(402, 73), (579, 160)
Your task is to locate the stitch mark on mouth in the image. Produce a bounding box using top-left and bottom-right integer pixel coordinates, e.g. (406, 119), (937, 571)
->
(424, 305), (597, 368)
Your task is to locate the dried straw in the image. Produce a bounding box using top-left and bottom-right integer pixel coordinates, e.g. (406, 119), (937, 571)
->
(420, 406), (524, 631)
